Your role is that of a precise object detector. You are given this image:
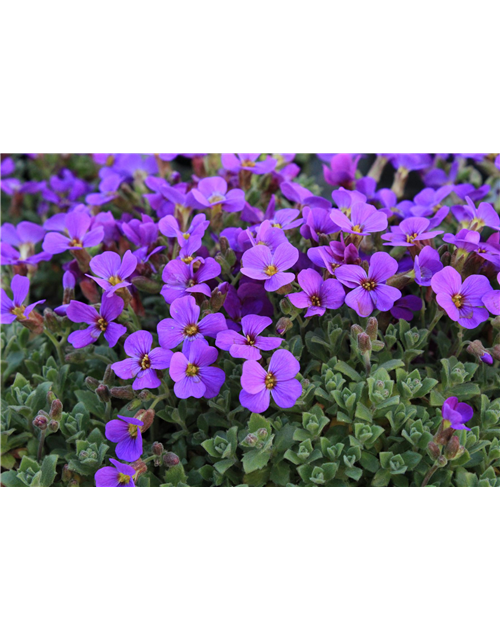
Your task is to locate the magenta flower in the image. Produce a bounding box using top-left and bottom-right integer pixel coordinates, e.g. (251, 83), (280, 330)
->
(161, 257), (221, 304)
(42, 207), (104, 254)
(331, 202), (388, 236)
(0, 221), (50, 266)
(111, 330), (173, 390)
(105, 415), (144, 462)
(159, 213), (209, 250)
(95, 458), (136, 487)
(239, 349), (302, 413)
(335, 252), (402, 317)
(381, 217), (443, 246)
(187, 176), (245, 212)
(280, 182), (315, 206)
(482, 272), (500, 316)
(216, 314), (282, 360)
(243, 220), (288, 253)
(288, 269), (345, 317)
(157, 295), (227, 349)
(87, 250), (138, 297)
(241, 242), (298, 292)
(169, 340), (225, 399)
(322, 154), (360, 187)
(67, 294), (126, 348)
(452, 196), (500, 231)
(442, 397), (473, 431)
(0, 275), (45, 325)
(307, 239), (359, 276)
(431, 266), (492, 329)
(221, 153), (277, 175)
(413, 246), (443, 286)
(300, 207), (339, 241)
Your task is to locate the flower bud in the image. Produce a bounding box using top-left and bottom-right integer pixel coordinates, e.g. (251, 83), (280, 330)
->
(85, 376), (99, 391)
(135, 409), (155, 432)
(49, 399), (63, 421)
(47, 419), (59, 433)
(244, 433), (258, 446)
(436, 455), (447, 468)
(71, 248), (91, 273)
(95, 384), (111, 403)
(219, 236), (230, 254)
(279, 297), (293, 315)
(357, 332), (372, 353)
(61, 464), (73, 483)
(257, 428), (268, 439)
(138, 389), (155, 401)
(103, 364), (114, 385)
(43, 308), (60, 333)
(19, 311), (44, 335)
(131, 276), (162, 294)
(33, 414), (48, 430)
(152, 442), (164, 456)
(491, 344), (500, 361)
(467, 340), (493, 365)
(276, 283), (293, 295)
(126, 398), (143, 412)
(163, 452), (180, 467)
(435, 426), (454, 445)
(276, 317), (293, 335)
(350, 324), (363, 338)
(366, 317), (378, 340)
(427, 441), (441, 460)
(444, 435), (461, 460)
(65, 349), (89, 364)
(110, 385), (135, 400)
(80, 278), (100, 303)
(130, 458), (148, 477)
(210, 287), (227, 312)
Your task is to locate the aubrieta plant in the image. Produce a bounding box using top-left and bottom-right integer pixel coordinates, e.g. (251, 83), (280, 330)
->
(1, 153), (500, 488)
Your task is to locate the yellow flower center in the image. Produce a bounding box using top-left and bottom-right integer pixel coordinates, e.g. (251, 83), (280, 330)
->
(109, 275), (122, 286)
(241, 160), (256, 168)
(183, 232), (190, 239)
(140, 354), (151, 369)
(264, 265), (278, 276)
(310, 295), (321, 306)
(184, 323), (198, 337)
(208, 194), (224, 204)
(361, 279), (376, 291)
(97, 317), (108, 331)
(265, 372), (277, 389)
(128, 423), (138, 438)
(406, 233), (418, 243)
(452, 293), (464, 308)
(11, 304), (26, 318)
(69, 238), (83, 248)
(181, 256), (194, 264)
(352, 224), (362, 233)
(186, 363), (200, 377)
(272, 223), (282, 228)
(246, 334), (255, 345)
(118, 472), (131, 484)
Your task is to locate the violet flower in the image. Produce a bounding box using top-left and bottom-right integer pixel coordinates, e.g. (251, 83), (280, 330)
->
(105, 415), (144, 462)
(241, 220), (288, 253)
(67, 294), (126, 348)
(95, 458), (135, 487)
(159, 213), (209, 249)
(42, 207), (104, 254)
(241, 242), (299, 291)
(322, 154), (360, 188)
(300, 207), (339, 241)
(331, 202), (388, 236)
(336, 252), (402, 317)
(390, 295), (422, 321)
(442, 397), (473, 431)
(381, 217), (443, 247)
(431, 266), (492, 328)
(239, 349), (302, 413)
(307, 239), (359, 276)
(0, 274), (45, 324)
(187, 176), (245, 212)
(413, 246), (443, 286)
(0, 221), (50, 266)
(161, 257), (221, 304)
(451, 196), (500, 232)
(288, 268), (345, 317)
(157, 295), (227, 349)
(482, 272), (500, 316)
(221, 153), (277, 174)
(111, 330), (173, 390)
(216, 314), (283, 360)
(87, 250), (138, 297)
(169, 340), (225, 399)
(280, 182), (315, 206)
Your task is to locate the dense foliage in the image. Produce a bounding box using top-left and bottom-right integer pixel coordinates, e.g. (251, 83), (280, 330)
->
(1, 153), (500, 487)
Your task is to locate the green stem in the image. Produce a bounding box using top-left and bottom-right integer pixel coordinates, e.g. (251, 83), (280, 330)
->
(453, 326), (465, 357)
(37, 430), (46, 461)
(43, 329), (65, 366)
(149, 393), (168, 410)
(421, 464), (438, 487)
(428, 309), (444, 334)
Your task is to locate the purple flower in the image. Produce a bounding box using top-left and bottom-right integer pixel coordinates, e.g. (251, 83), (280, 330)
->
(280, 182), (314, 206)
(121, 215), (158, 249)
(157, 295), (227, 349)
(307, 239), (359, 276)
(161, 257), (221, 304)
(169, 340), (225, 399)
(381, 217), (442, 247)
(300, 207), (339, 241)
(111, 330), (173, 390)
(431, 266), (492, 328)
(331, 188), (367, 214)
(410, 186), (453, 217)
(442, 397), (473, 431)
(221, 153), (277, 175)
(241, 220), (288, 253)
(105, 415), (144, 462)
(413, 246), (443, 286)
(241, 242), (299, 291)
(388, 154), (432, 172)
(216, 314), (282, 360)
(331, 202), (388, 236)
(187, 176), (245, 212)
(335, 252), (402, 317)
(87, 154), (158, 205)
(67, 294), (126, 348)
(0, 221), (50, 266)
(442, 228), (481, 252)
(95, 458), (135, 487)
(159, 213), (209, 249)
(288, 269), (345, 317)
(239, 349), (302, 413)
(0, 275), (45, 324)
(390, 295), (422, 321)
(451, 196), (500, 232)
(482, 272), (500, 316)
(87, 250), (138, 297)
(322, 154), (360, 187)
(42, 208), (104, 254)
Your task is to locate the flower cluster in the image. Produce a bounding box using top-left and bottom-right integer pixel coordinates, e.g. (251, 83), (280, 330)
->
(2, 152), (500, 488)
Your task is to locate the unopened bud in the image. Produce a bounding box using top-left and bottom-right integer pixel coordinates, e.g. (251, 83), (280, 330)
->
(61, 464), (73, 483)
(110, 385), (135, 400)
(103, 364), (114, 385)
(280, 297), (293, 315)
(366, 317), (378, 340)
(49, 399), (63, 421)
(43, 308), (60, 332)
(95, 384), (111, 403)
(244, 433), (258, 446)
(19, 311), (44, 335)
(152, 442), (164, 456)
(467, 340), (493, 365)
(435, 426), (454, 446)
(351, 324), (363, 338)
(135, 409), (155, 431)
(276, 283), (293, 295)
(131, 276), (162, 294)
(71, 248), (91, 273)
(84, 377), (99, 391)
(219, 236), (230, 253)
(80, 278), (100, 303)
(138, 389), (155, 401)
(163, 452), (180, 467)
(276, 317), (293, 335)
(210, 287), (227, 312)
(257, 428), (268, 438)
(33, 414), (48, 430)
(491, 344), (500, 361)
(436, 455), (447, 468)
(427, 441), (441, 460)
(130, 458), (148, 477)
(126, 398), (142, 411)
(47, 419), (59, 433)
(65, 349), (89, 364)
(357, 332), (372, 353)
(444, 435), (461, 460)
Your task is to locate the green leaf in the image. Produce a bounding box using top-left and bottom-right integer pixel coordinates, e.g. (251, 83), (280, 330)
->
(242, 449), (271, 474)
(40, 454), (58, 487)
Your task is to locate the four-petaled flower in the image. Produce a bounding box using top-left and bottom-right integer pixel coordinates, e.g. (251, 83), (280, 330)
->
(95, 458), (136, 487)
(0, 274), (45, 324)
(335, 252), (402, 317)
(111, 330), (173, 390)
(216, 314), (282, 360)
(105, 415), (144, 462)
(331, 202), (388, 236)
(67, 294), (127, 348)
(241, 242), (299, 291)
(42, 207), (104, 254)
(169, 340), (225, 399)
(442, 397), (473, 431)
(221, 153), (277, 175)
(381, 217), (443, 247)
(161, 257), (221, 304)
(288, 268), (345, 317)
(87, 250), (138, 297)
(187, 177), (245, 212)
(239, 349), (302, 413)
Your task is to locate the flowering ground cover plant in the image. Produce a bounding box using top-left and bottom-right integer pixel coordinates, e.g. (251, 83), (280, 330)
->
(1, 153), (500, 487)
